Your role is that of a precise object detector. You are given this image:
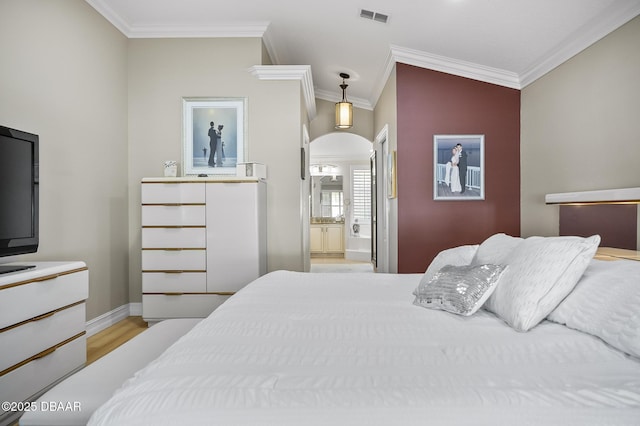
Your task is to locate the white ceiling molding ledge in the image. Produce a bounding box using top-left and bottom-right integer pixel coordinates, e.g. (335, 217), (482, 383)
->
(545, 187), (640, 205)
(249, 65), (317, 121)
(390, 45), (522, 90)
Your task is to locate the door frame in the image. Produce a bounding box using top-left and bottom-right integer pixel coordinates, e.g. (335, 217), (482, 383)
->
(373, 125), (390, 273)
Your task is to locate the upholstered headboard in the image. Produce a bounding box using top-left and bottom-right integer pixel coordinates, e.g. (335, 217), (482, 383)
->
(546, 187), (640, 253)
(559, 204), (637, 250)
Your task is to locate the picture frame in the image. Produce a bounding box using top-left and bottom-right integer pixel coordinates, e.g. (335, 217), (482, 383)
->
(387, 150), (397, 199)
(433, 134), (484, 200)
(182, 97), (247, 175)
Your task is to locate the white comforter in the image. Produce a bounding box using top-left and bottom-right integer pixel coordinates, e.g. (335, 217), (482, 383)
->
(89, 271), (640, 425)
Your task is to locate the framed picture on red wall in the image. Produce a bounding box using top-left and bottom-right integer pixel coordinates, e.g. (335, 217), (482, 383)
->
(433, 134), (485, 200)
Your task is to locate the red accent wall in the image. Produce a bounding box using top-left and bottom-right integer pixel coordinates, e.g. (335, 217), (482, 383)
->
(396, 64), (521, 273)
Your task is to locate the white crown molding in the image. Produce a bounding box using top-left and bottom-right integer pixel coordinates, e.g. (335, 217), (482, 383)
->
(390, 45), (521, 89)
(370, 48), (398, 109)
(520, 3), (640, 87)
(314, 89), (373, 111)
(249, 65), (317, 121)
(85, 0), (131, 36)
(125, 23), (269, 38)
(370, 44), (521, 108)
(88, 0), (640, 109)
(261, 26), (281, 65)
(86, 0), (268, 38)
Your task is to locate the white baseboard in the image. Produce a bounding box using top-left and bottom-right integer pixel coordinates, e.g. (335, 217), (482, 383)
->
(85, 303), (143, 337)
(129, 302), (142, 316)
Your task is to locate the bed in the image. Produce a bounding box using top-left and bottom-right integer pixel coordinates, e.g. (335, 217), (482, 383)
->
(87, 233), (640, 425)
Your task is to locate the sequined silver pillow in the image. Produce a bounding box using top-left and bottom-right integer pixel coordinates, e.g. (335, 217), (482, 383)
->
(413, 264), (507, 316)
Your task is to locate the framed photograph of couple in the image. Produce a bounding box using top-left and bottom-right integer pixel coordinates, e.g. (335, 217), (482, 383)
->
(182, 97), (247, 175)
(433, 134), (485, 200)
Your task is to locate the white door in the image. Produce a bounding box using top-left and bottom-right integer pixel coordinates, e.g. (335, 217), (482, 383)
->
(374, 126), (390, 273)
(206, 182), (260, 293)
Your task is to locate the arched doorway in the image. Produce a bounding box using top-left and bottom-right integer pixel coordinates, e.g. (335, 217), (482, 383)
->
(308, 132), (373, 272)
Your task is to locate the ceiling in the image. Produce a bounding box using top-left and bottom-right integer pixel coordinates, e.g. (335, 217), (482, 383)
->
(87, 0), (640, 110)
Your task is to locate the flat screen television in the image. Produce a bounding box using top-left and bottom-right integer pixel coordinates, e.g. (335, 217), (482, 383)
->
(0, 125), (39, 275)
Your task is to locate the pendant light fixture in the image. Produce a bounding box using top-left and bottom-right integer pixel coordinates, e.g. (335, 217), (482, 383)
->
(335, 72), (353, 129)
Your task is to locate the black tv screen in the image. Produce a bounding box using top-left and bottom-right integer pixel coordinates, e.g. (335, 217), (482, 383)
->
(0, 125), (39, 272)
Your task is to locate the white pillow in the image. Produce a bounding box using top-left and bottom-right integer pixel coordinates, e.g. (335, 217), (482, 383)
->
(423, 244), (479, 283)
(548, 259), (640, 358)
(482, 234), (601, 332)
(414, 264), (507, 316)
(471, 233), (522, 266)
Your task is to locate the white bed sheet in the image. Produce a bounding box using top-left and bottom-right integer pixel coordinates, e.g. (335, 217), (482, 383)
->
(89, 271), (640, 425)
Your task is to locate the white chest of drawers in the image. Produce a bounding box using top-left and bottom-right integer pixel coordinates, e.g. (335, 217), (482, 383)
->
(141, 177), (266, 322)
(0, 261), (88, 425)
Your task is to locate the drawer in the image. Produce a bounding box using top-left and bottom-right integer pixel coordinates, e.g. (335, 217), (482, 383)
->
(0, 334), (85, 409)
(143, 272), (207, 293)
(141, 183), (205, 204)
(0, 269), (88, 330)
(0, 303), (85, 373)
(142, 227), (206, 249)
(142, 249), (206, 271)
(143, 294), (229, 320)
(142, 205), (205, 226)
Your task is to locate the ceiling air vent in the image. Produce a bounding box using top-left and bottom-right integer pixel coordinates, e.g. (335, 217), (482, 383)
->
(360, 9), (389, 24)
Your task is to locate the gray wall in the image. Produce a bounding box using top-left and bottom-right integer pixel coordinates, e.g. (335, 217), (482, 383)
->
(1, 2), (308, 318)
(0, 0), (129, 320)
(128, 38), (308, 303)
(521, 16), (640, 239)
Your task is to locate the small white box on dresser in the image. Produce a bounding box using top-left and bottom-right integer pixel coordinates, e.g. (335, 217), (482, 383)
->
(236, 162), (266, 179)
(0, 261), (88, 426)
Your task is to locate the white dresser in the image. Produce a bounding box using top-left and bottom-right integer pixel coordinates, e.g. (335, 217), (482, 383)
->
(0, 262), (88, 425)
(141, 177), (266, 322)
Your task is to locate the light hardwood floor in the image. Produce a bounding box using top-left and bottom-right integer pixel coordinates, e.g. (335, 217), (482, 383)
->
(86, 316), (148, 365)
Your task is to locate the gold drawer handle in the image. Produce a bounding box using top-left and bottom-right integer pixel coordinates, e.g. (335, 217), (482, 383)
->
(33, 346), (57, 360)
(32, 274), (60, 283)
(31, 311), (56, 322)
(164, 248), (183, 251)
(164, 292), (184, 296)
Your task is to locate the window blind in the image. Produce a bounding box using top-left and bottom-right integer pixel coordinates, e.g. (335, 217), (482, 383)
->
(352, 168), (371, 222)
